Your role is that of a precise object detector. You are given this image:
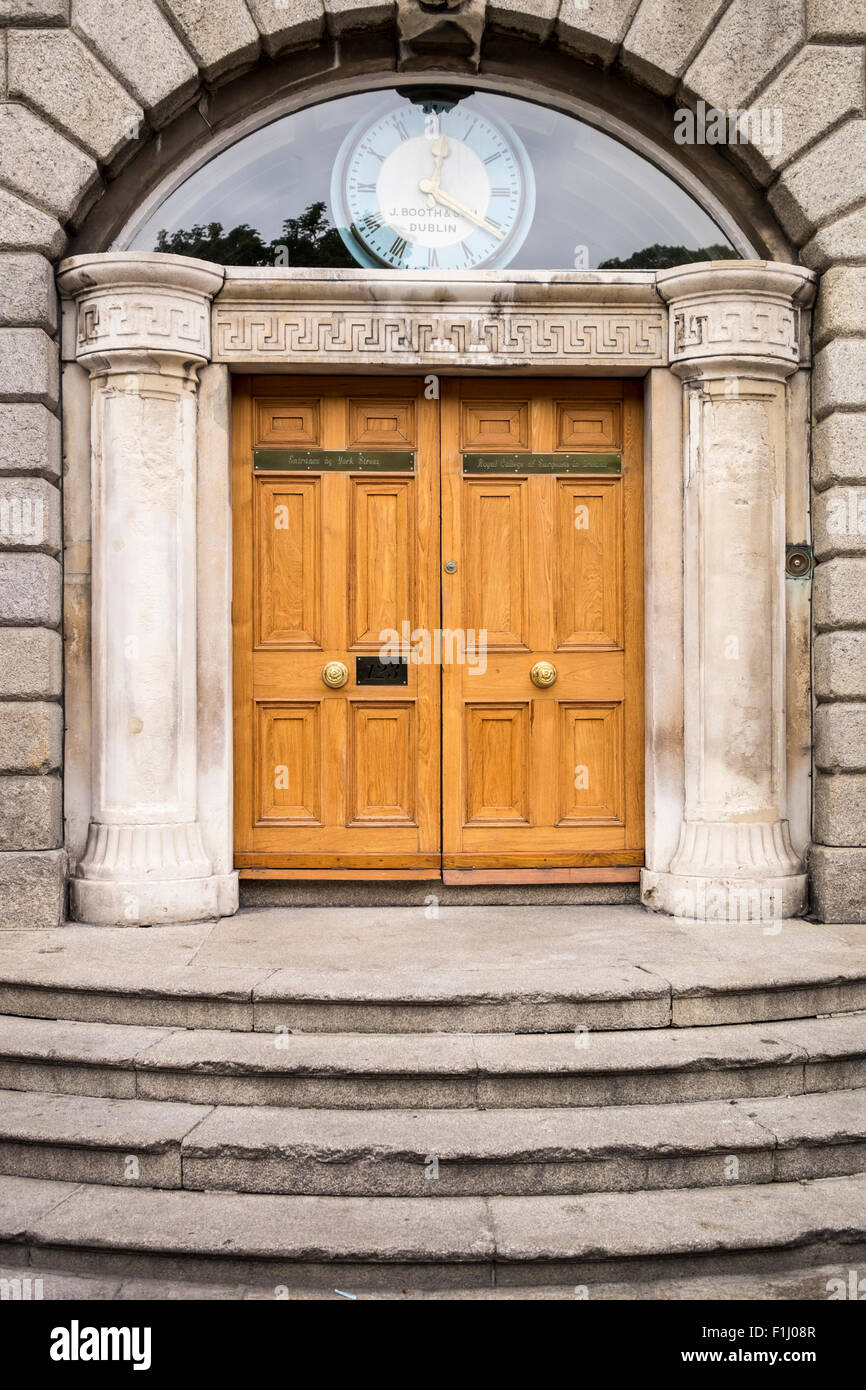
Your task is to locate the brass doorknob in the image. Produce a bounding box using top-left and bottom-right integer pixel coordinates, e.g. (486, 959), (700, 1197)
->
(322, 661), (349, 689)
(530, 660), (557, 688)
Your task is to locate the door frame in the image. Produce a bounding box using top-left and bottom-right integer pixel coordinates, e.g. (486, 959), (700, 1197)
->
(58, 258), (814, 922)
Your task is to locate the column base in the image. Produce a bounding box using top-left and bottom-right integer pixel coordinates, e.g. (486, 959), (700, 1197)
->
(70, 872), (239, 926)
(641, 869), (808, 922)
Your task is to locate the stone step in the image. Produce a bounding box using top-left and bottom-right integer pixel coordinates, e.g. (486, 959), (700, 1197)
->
(3, 1171), (865, 1287)
(1, 1258), (859, 1301)
(0, 1011), (864, 1107)
(1, 1087), (864, 1196)
(1, 912), (865, 1032)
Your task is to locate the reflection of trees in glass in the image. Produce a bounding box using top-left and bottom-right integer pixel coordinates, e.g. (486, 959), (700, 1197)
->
(597, 243), (740, 269)
(155, 201), (355, 267)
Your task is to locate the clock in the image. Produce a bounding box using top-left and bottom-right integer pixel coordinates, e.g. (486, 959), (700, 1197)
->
(330, 99), (536, 270)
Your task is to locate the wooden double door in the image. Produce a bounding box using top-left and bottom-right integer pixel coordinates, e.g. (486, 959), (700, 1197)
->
(232, 376), (644, 881)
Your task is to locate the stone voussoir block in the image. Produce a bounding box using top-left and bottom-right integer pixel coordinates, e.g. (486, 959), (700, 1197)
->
(806, 0), (866, 41)
(0, 477), (61, 556)
(0, 3), (69, 23)
(810, 846), (866, 923)
(814, 631), (866, 701)
(324, 0), (394, 36)
(812, 413), (866, 491)
(488, 0), (559, 41)
(620, 0), (730, 96)
(0, 187), (65, 261)
(814, 773), (866, 847)
(681, 0), (804, 113)
(0, 330), (59, 409)
(0, 103), (99, 226)
(71, 0), (200, 128)
(157, 0), (261, 81)
(813, 485), (866, 561)
(244, 0), (325, 57)
(0, 701), (63, 774)
(0, 254), (56, 332)
(0, 849), (66, 930)
(770, 119), (866, 245)
(803, 203), (866, 273)
(7, 29), (145, 166)
(813, 339), (866, 418)
(814, 703), (866, 773)
(0, 553), (61, 627)
(556, 0), (639, 63)
(0, 627), (62, 699)
(0, 775), (61, 850)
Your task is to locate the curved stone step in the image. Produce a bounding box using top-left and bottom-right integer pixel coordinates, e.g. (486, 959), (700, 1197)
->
(3, 1172), (865, 1288)
(1, 913), (864, 1032)
(0, 1012), (864, 1108)
(1, 1087), (864, 1196)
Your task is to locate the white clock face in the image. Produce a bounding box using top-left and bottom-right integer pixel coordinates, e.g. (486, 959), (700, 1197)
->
(331, 101), (536, 270)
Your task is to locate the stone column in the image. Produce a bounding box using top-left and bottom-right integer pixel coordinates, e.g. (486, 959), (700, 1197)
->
(645, 262), (816, 922)
(58, 253), (235, 926)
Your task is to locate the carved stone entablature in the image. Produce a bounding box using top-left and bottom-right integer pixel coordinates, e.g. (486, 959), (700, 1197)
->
(212, 270), (668, 370)
(58, 253), (224, 370)
(657, 261), (816, 381)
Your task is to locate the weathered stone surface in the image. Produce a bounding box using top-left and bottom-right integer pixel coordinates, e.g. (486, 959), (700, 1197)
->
(0, 103), (99, 224)
(158, 0), (260, 80)
(621, 0), (729, 95)
(815, 267), (866, 349)
(0, 1), (68, 21)
(0, 330), (58, 408)
(245, 0), (325, 55)
(814, 773), (866, 846)
(489, 0), (558, 41)
(806, 0), (866, 40)
(814, 557), (866, 630)
(0, 774), (61, 848)
(0, 849), (65, 927)
(803, 202), (866, 272)
(813, 412), (866, 492)
(7, 29), (144, 165)
(0, 254), (56, 331)
(771, 119), (866, 243)
(0, 553), (60, 627)
(811, 846), (866, 922)
(0, 187), (65, 259)
(0, 477), (61, 555)
(0, 403), (61, 481)
(557, 1), (639, 62)
(814, 703), (866, 773)
(813, 486), (866, 561)
(324, 0), (393, 34)
(814, 339), (866, 416)
(0, 627), (62, 699)
(815, 631), (866, 701)
(72, 0), (199, 126)
(738, 46), (866, 183)
(0, 701), (63, 774)
(682, 0), (803, 111)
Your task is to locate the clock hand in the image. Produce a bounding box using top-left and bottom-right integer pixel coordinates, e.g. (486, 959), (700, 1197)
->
(419, 178), (505, 240)
(427, 135), (450, 207)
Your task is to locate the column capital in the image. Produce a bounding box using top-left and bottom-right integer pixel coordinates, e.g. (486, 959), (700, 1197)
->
(656, 260), (816, 382)
(57, 252), (224, 376)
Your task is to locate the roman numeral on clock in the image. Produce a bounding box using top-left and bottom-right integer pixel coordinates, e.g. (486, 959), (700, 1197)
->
(483, 152), (502, 165)
(388, 236), (408, 261)
(356, 182), (376, 194)
(392, 118), (409, 140)
(362, 211), (384, 232)
(428, 248), (439, 268)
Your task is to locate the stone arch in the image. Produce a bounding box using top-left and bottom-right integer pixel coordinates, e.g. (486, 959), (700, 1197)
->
(1, 0), (864, 926)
